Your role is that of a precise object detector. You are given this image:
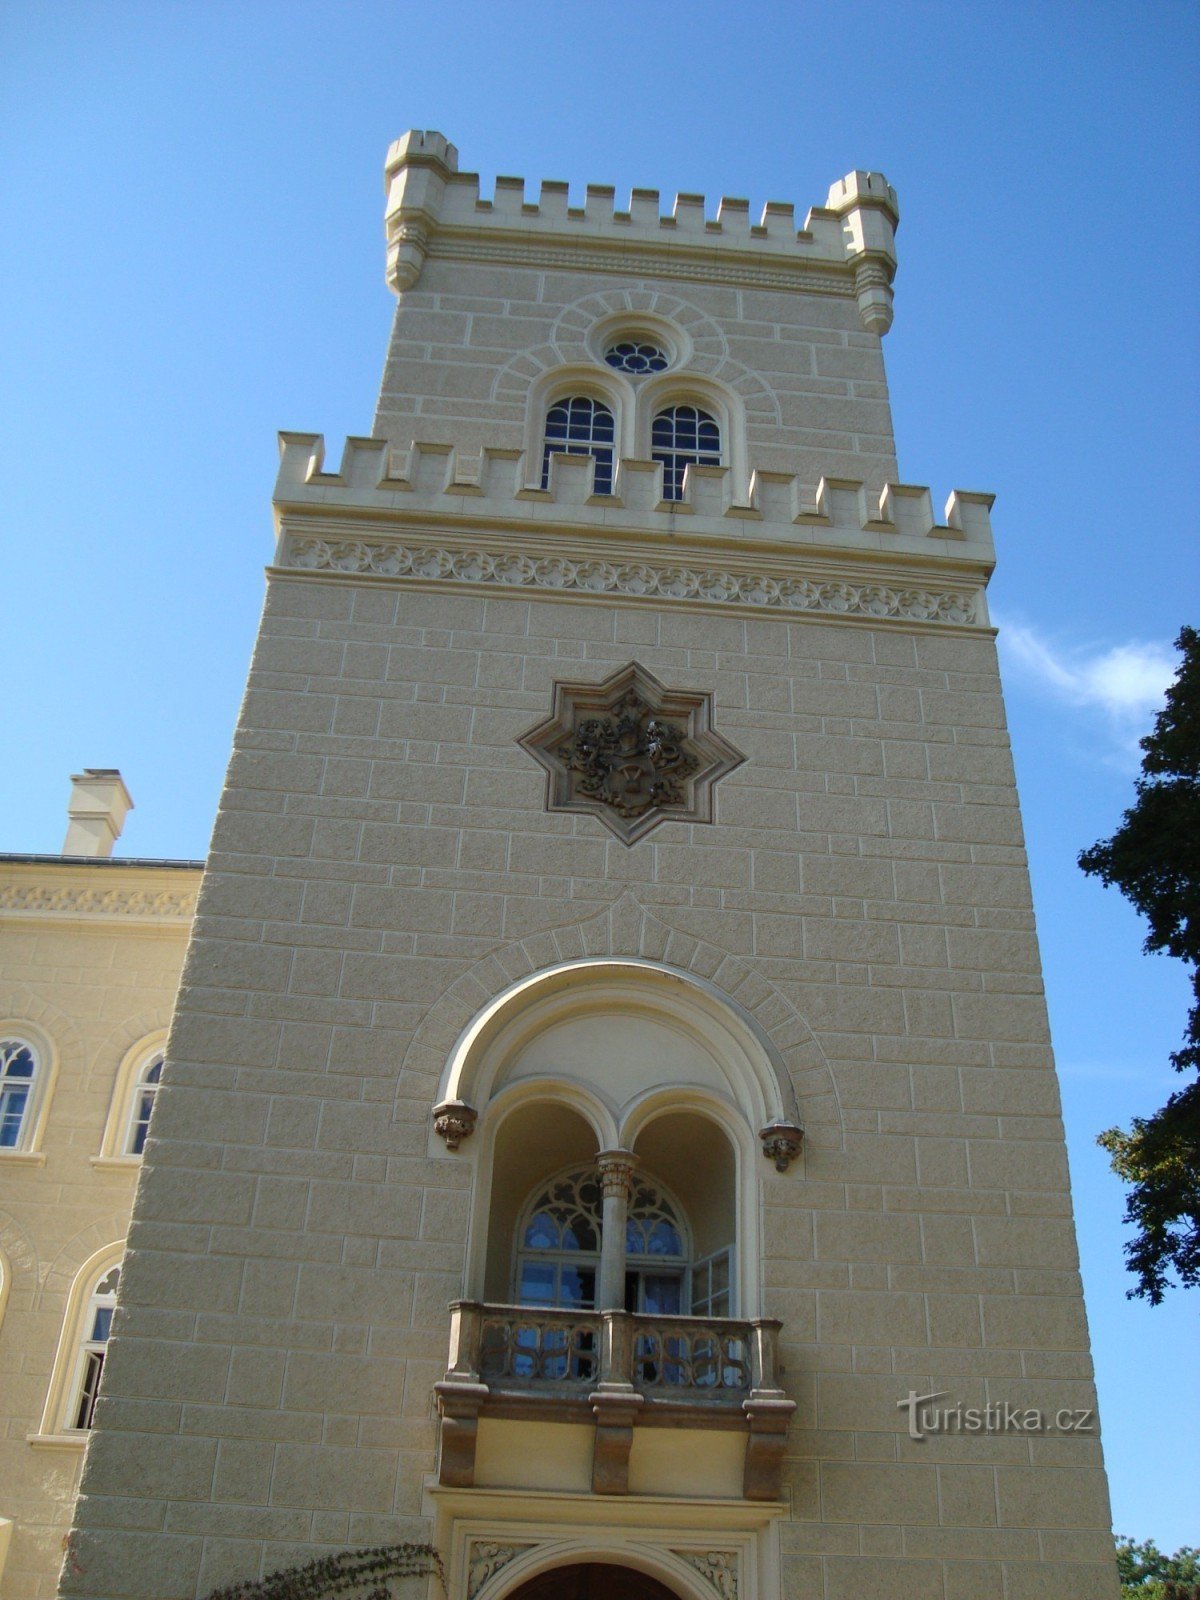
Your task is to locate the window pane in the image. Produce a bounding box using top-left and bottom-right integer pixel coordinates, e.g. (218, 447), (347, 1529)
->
(518, 1263), (557, 1306)
(541, 396), (615, 494)
(73, 1350), (105, 1430)
(524, 1211), (560, 1250)
(559, 1266), (595, 1308)
(0, 1088), (29, 1146)
(639, 1272), (683, 1315)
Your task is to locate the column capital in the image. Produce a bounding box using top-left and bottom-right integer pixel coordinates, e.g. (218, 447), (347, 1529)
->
(596, 1148), (638, 1200)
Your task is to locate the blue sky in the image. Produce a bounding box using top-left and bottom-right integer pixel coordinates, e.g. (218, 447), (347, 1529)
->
(3, 0), (1197, 1551)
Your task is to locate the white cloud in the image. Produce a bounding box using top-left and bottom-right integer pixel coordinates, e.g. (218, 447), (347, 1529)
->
(997, 619), (1176, 745)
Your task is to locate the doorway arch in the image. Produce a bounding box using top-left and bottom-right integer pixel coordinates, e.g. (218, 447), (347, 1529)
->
(505, 1564), (684, 1600)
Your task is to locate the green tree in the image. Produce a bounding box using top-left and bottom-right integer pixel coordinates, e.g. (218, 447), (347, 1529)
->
(1079, 626), (1200, 1303)
(1115, 1534), (1200, 1599)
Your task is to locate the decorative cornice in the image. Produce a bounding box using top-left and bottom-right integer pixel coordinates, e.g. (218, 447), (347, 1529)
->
(0, 882), (197, 922)
(281, 533), (983, 628)
(428, 235), (854, 297)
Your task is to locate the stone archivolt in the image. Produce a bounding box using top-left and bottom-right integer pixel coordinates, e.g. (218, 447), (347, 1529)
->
(518, 664), (746, 844)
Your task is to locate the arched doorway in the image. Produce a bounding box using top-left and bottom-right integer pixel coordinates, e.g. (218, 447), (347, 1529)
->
(507, 1564), (683, 1600)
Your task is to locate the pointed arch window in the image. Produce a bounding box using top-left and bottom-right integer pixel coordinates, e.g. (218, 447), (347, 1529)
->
(0, 1039), (37, 1149)
(541, 396), (616, 495)
(651, 404), (722, 501)
(126, 1055), (163, 1156)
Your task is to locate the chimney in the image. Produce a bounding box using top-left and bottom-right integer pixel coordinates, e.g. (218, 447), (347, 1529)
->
(63, 769), (134, 858)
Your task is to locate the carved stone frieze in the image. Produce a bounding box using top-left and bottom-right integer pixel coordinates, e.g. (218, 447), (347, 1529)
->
(284, 536), (982, 627)
(674, 1551), (739, 1600)
(467, 1542), (535, 1600)
(519, 663), (745, 844)
(0, 883), (197, 921)
(433, 1099), (478, 1151)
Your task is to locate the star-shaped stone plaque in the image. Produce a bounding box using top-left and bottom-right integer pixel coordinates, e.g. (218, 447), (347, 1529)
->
(518, 662), (746, 844)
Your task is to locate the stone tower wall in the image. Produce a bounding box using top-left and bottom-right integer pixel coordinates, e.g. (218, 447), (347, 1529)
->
(57, 135), (1118, 1600)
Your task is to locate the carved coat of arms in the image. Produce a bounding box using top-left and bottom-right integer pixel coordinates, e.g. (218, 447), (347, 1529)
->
(519, 663), (745, 844)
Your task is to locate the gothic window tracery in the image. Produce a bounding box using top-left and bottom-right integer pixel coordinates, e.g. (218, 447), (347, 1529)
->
(604, 340), (669, 374)
(540, 396), (616, 494)
(513, 1165), (694, 1315)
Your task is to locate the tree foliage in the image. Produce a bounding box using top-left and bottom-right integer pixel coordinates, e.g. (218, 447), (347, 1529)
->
(1079, 626), (1200, 1302)
(1115, 1534), (1200, 1599)
(199, 1544), (445, 1600)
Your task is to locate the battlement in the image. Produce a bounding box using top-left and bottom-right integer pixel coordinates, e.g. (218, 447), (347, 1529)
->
(383, 132), (900, 333)
(274, 433), (993, 562)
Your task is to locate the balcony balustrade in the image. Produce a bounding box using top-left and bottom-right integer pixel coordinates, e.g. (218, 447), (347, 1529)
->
(435, 1301), (795, 1500)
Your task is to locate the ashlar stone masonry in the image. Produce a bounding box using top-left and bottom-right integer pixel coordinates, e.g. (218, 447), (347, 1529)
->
(56, 133), (1119, 1600)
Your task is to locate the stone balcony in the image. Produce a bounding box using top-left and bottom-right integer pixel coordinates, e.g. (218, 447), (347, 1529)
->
(434, 1301), (795, 1500)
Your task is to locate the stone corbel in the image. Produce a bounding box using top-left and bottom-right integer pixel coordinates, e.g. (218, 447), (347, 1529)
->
(742, 1392), (795, 1501)
(759, 1122), (803, 1172)
(434, 1378), (490, 1487)
(590, 1384), (644, 1495)
(433, 1099), (478, 1151)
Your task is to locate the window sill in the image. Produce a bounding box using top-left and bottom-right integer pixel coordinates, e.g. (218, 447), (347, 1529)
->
(90, 1155), (141, 1171)
(0, 1150), (47, 1167)
(27, 1432), (86, 1450)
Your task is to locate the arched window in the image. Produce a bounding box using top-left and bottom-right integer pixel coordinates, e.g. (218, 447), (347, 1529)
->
(541, 396), (615, 495)
(651, 404), (722, 501)
(515, 1167), (602, 1309)
(126, 1054), (163, 1155)
(0, 1039), (37, 1149)
(514, 1165), (692, 1314)
(34, 1242), (124, 1442)
(71, 1263), (119, 1430)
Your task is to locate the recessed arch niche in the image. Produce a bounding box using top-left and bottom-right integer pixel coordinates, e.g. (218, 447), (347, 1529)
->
(446, 959), (802, 1317)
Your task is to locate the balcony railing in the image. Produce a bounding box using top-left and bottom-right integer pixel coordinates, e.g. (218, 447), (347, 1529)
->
(436, 1300), (795, 1499)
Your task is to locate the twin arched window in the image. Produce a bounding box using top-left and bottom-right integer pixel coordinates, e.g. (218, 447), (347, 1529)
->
(514, 1165), (728, 1317)
(540, 400), (723, 502)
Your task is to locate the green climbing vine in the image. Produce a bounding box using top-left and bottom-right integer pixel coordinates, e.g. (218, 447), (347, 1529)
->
(199, 1543), (446, 1600)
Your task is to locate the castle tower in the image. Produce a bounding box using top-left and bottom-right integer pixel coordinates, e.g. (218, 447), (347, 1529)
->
(59, 134), (1118, 1600)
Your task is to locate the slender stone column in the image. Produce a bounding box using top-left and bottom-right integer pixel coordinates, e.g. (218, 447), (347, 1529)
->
(596, 1149), (637, 1311)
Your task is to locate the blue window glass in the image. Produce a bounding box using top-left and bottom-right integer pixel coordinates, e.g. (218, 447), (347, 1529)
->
(128, 1056), (163, 1155)
(0, 1039), (36, 1148)
(651, 404), (722, 500)
(541, 397), (615, 495)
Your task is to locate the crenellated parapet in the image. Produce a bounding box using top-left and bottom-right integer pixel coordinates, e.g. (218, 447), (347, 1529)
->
(383, 131), (900, 333)
(272, 433), (995, 631)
